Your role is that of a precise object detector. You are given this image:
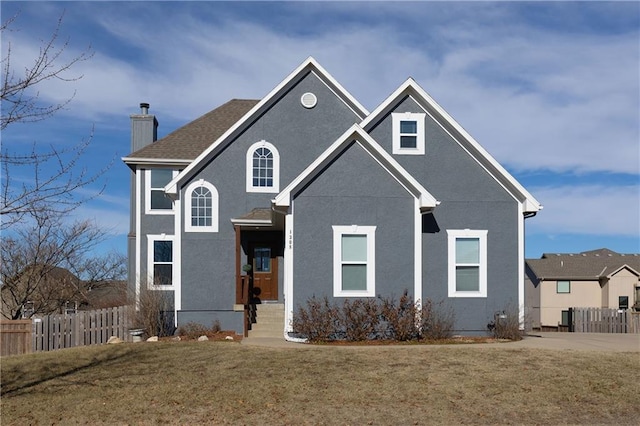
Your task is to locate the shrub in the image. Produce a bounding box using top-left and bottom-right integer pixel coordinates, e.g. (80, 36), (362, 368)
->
(420, 299), (455, 340)
(340, 298), (380, 341)
(291, 296), (339, 342)
(488, 306), (523, 341)
(135, 289), (174, 338)
(177, 320), (222, 339)
(379, 291), (420, 341)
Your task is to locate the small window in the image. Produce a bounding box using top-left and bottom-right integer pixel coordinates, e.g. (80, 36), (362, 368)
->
(392, 112), (425, 155)
(447, 229), (487, 297)
(146, 169), (177, 214)
(147, 235), (175, 288)
(185, 180), (219, 232)
(246, 141), (280, 193)
(619, 296), (629, 310)
(560, 310), (570, 327)
(556, 280), (570, 294)
(333, 225), (376, 297)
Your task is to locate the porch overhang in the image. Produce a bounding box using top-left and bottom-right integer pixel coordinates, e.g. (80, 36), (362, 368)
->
(230, 208), (274, 228)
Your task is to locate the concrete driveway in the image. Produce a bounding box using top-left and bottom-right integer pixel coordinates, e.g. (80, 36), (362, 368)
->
(242, 332), (640, 352)
(507, 332), (640, 352)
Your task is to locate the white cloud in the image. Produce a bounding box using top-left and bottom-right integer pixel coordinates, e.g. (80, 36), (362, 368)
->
(527, 185), (640, 237)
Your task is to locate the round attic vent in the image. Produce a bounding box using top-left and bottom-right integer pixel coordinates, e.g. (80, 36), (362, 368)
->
(301, 92), (317, 109)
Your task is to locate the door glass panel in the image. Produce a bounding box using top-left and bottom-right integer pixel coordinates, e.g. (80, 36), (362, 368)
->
(254, 247), (271, 272)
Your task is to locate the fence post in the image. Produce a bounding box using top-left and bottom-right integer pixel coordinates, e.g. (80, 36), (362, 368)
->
(568, 308), (574, 332)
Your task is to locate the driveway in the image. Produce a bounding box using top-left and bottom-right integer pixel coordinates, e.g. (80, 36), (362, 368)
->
(242, 332), (640, 352)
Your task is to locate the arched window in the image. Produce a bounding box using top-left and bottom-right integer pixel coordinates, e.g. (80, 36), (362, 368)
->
(246, 141), (280, 193)
(185, 180), (218, 232)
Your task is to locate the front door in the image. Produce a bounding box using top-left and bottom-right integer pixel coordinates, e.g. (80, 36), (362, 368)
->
(250, 244), (278, 301)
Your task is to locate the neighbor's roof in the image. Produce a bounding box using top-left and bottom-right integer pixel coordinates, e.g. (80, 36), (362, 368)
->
(526, 248), (640, 280)
(124, 99), (259, 163)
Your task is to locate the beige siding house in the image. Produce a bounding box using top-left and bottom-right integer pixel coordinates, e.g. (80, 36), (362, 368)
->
(525, 248), (640, 330)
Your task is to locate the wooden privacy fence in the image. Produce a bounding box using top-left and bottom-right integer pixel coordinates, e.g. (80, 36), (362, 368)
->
(1, 320), (33, 357)
(570, 307), (640, 333)
(33, 305), (133, 352)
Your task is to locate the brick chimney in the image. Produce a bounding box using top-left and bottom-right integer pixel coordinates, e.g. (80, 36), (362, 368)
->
(130, 102), (158, 152)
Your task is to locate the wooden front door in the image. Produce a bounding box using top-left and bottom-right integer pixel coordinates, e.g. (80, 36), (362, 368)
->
(250, 244), (278, 301)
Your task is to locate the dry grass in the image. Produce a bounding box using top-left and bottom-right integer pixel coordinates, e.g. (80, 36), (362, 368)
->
(2, 342), (638, 425)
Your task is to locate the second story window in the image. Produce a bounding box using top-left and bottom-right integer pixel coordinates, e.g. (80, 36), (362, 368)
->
(185, 180), (219, 232)
(146, 169), (177, 214)
(246, 140), (280, 193)
(392, 112), (426, 155)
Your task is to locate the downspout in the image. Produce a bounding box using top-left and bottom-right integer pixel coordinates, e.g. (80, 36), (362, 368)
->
(271, 202), (308, 344)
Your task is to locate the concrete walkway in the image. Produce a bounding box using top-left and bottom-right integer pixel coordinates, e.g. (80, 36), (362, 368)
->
(241, 332), (640, 352)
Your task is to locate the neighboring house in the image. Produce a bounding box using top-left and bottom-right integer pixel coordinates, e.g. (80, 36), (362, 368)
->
(525, 248), (640, 330)
(122, 57), (541, 337)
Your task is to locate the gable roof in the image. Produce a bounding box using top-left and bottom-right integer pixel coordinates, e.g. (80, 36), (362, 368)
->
(274, 124), (439, 212)
(123, 99), (259, 165)
(526, 248), (640, 280)
(165, 57), (369, 195)
(360, 78), (542, 214)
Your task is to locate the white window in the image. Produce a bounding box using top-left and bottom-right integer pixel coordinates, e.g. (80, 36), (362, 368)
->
(145, 169), (177, 214)
(447, 229), (487, 297)
(147, 234), (176, 289)
(392, 112), (426, 155)
(184, 180), (218, 232)
(332, 225), (376, 297)
(246, 140), (280, 193)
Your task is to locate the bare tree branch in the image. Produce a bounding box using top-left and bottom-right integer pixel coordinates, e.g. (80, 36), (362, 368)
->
(1, 10), (93, 129)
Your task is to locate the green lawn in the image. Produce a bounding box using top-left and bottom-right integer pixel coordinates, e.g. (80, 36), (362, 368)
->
(2, 341), (638, 425)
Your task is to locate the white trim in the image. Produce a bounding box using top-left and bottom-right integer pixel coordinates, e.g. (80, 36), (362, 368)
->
(122, 157), (191, 167)
(360, 78), (542, 213)
(135, 168), (141, 307)
(146, 234), (178, 291)
(184, 179), (219, 232)
(414, 198), (422, 307)
(284, 213), (294, 332)
(274, 124), (439, 211)
(145, 169), (177, 215)
(332, 225), (376, 298)
(447, 229), (488, 298)
(518, 203), (525, 328)
(165, 57), (368, 195)
(174, 198), (182, 324)
(392, 112), (425, 155)
(246, 140), (280, 193)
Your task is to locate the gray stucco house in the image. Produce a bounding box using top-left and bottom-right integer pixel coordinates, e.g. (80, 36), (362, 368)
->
(123, 57), (541, 338)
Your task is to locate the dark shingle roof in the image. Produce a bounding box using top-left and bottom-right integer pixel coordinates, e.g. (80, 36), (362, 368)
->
(127, 99), (259, 161)
(526, 248), (640, 280)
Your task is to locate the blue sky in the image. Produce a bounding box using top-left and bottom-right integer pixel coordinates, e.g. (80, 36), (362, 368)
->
(2, 1), (639, 258)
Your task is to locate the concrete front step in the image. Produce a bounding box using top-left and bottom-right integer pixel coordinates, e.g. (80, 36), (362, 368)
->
(249, 303), (285, 339)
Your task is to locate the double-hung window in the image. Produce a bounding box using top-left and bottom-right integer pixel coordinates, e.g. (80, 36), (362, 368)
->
(392, 112), (426, 155)
(146, 169), (177, 214)
(332, 225), (376, 297)
(147, 234), (175, 289)
(447, 229), (487, 297)
(184, 180), (219, 232)
(246, 140), (280, 193)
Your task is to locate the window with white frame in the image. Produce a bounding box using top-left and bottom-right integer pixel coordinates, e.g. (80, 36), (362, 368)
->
(447, 229), (487, 297)
(392, 112), (426, 155)
(147, 234), (175, 288)
(332, 225), (376, 297)
(185, 180), (218, 232)
(146, 169), (177, 214)
(246, 140), (280, 193)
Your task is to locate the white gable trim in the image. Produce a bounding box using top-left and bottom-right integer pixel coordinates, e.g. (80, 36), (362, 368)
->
(273, 124), (439, 211)
(360, 78), (542, 214)
(165, 57), (369, 196)
(605, 264), (640, 279)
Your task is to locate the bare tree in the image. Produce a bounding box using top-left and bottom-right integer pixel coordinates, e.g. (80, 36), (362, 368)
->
(0, 11), (105, 229)
(0, 207), (126, 319)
